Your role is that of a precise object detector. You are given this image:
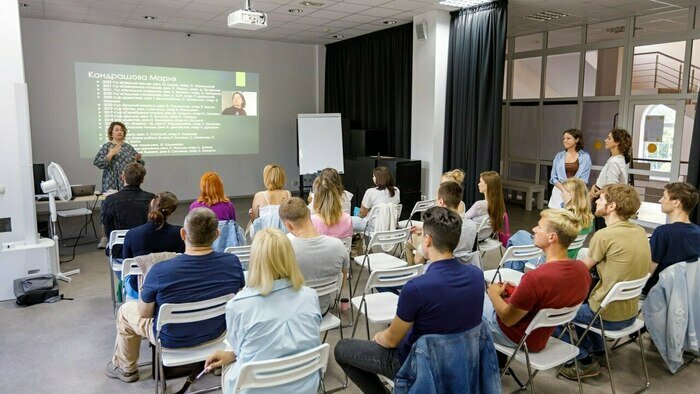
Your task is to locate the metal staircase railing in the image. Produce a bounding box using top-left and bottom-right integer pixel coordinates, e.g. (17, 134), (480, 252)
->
(632, 51), (700, 92)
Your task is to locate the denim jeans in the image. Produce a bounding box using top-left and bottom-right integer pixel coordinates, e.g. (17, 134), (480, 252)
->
(556, 303), (636, 360)
(334, 338), (403, 394)
(482, 296), (519, 348)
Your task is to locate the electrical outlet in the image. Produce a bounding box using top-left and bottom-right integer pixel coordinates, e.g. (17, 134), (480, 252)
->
(292, 180), (299, 186)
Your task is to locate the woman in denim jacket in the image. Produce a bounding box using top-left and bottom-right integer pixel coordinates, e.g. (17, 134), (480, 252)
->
(549, 129), (591, 208)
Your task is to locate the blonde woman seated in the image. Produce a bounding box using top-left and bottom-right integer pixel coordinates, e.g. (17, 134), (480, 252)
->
(319, 168), (353, 213)
(250, 164), (291, 220)
(442, 169), (466, 214)
(505, 178), (593, 271)
(311, 177), (353, 239)
(205, 228), (322, 393)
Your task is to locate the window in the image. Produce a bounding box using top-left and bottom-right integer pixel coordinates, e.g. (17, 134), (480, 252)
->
(545, 53), (579, 98)
(635, 8), (689, 37)
(587, 19), (626, 43)
(547, 27), (581, 48)
(632, 41), (686, 95)
(515, 33), (543, 53)
(689, 40), (700, 93)
(512, 57), (542, 99)
(583, 48), (624, 96)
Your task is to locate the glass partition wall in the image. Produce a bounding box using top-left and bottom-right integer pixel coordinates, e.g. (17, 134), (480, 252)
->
(503, 9), (699, 203)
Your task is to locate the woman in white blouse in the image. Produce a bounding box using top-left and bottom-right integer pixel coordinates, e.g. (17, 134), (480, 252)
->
(589, 128), (632, 200)
(589, 128), (632, 230)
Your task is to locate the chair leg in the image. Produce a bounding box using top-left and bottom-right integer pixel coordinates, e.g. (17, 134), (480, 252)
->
(635, 329), (650, 393)
(363, 300), (370, 340)
(109, 263), (116, 315)
(350, 299), (364, 338)
(568, 324), (584, 394)
(599, 321), (617, 394)
(523, 347), (535, 394)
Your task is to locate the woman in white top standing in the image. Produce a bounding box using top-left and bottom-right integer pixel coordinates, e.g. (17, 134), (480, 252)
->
(351, 166), (401, 232)
(589, 128), (632, 229)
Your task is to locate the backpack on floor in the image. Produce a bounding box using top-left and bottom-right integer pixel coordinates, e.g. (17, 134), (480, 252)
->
(14, 274), (59, 306)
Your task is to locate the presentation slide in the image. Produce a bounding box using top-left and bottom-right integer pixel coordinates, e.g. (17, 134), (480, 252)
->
(74, 62), (259, 158)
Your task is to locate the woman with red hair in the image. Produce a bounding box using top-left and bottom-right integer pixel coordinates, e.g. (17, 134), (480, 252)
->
(189, 172), (236, 221)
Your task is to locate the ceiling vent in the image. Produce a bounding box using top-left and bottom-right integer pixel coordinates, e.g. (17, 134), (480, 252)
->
(524, 11), (569, 22)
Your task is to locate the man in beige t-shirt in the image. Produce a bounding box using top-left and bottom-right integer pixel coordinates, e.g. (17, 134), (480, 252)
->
(560, 184), (650, 380)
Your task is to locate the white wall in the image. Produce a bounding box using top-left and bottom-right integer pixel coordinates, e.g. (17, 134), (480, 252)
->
(21, 19), (323, 200)
(410, 11), (451, 199)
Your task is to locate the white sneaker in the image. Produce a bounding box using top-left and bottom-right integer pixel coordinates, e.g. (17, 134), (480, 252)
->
(97, 237), (108, 249)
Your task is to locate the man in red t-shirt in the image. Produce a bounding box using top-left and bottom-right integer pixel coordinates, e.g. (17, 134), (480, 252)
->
(483, 209), (591, 353)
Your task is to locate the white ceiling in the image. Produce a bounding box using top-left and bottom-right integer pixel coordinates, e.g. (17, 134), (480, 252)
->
(16, 0), (700, 45)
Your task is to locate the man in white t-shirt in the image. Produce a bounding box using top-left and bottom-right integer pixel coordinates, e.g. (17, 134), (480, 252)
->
(280, 197), (349, 313)
(408, 181), (478, 267)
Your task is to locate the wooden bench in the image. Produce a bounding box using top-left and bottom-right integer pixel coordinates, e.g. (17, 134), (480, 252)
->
(501, 180), (545, 211)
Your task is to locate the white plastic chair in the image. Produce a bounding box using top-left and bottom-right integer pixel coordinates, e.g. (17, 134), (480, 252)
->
(307, 274), (344, 342)
(498, 305), (584, 394)
(154, 294), (234, 394)
(567, 274), (651, 394)
(229, 343), (330, 394)
(351, 265), (423, 339)
(307, 274), (348, 391)
(120, 258), (143, 301)
(224, 245), (251, 270)
(483, 244), (543, 285)
(525, 233), (588, 271)
(476, 217), (503, 258)
(352, 228), (410, 296)
(397, 199), (436, 229)
(108, 229), (128, 313)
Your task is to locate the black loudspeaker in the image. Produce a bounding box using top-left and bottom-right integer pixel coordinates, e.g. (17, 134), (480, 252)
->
(343, 157), (377, 209)
(350, 129), (388, 158)
(400, 191), (422, 221)
(33, 163), (46, 195)
(376, 157), (421, 193)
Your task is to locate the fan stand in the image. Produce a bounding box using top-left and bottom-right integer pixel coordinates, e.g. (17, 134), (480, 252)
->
(48, 192), (80, 282)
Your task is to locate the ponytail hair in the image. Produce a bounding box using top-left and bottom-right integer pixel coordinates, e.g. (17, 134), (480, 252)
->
(610, 128), (632, 164)
(148, 191), (179, 229)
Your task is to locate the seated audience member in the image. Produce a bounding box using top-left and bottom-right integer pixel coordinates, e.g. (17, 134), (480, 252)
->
(466, 171), (509, 243)
(279, 197), (349, 314)
(441, 168), (467, 213)
(121, 191), (185, 299)
(205, 228), (321, 393)
(351, 166), (401, 232)
(106, 208), (245, 382)
(642, 182), (700, 295)
(250, 164), (291, 220)
(190, 172), (236, 221)
(310, 176), (353, 239)
(311, 167), (353, 213)
(505, 178), (594, 271)
(559, 184), (650, 380)
(335, 207), (484, 393)
(408, 181), (477, 266)
(483, 209), (590, 352)
(101, 162), (155, 252)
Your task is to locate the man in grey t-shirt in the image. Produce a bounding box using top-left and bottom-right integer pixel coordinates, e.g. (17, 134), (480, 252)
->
(280, 197), (349, 313)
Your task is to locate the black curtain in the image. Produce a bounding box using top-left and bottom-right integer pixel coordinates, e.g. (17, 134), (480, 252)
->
(443, 0), (507, 206)
(324, 24), (413, 158)
(688, 95), (700, 224)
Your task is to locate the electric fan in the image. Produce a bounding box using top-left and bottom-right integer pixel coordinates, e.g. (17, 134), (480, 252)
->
(40, 162), (80, 282)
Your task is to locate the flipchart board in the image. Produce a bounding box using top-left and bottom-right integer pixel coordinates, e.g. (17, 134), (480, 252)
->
(297, 113), (344, 175)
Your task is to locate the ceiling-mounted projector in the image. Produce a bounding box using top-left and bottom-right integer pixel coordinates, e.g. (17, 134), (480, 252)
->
(228, 0), (267, 30)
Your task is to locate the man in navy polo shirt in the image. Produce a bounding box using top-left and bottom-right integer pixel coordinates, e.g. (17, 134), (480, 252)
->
(334, 207), (484, 393)
(106, 208), (245, 383)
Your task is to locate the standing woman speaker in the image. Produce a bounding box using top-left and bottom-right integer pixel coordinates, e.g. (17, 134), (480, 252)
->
(93, 121), (144, 248)
(549, 129), (591, 208)
(589, 128), (632, 230)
